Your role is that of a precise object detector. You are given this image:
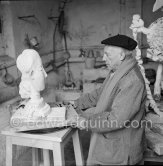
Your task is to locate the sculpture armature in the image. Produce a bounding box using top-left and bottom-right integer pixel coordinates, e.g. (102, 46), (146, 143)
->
(11, 49), (51, 122)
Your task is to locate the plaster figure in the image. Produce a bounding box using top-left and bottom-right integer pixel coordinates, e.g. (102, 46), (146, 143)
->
(11, 49), (51, 122)
(153, 0), (163, 12)
(130, 14), (163, 116)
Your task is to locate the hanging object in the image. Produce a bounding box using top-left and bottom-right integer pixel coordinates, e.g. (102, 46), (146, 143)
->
(29, 36), (39, 47)
(18, 15), (41, 26)
(1, 67), (15, 86)
(57, 6), (74, 87)
(18, 15), (35, 20)
(85, 50), (96, 69)
(24, 34), (40, 50)
(62, 25), (74, 87)
(47, 0), (72, 73)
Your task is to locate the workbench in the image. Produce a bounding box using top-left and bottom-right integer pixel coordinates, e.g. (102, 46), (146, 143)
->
(1, 126), (84, 166)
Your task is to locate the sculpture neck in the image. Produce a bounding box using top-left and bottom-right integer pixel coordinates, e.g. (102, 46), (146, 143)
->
(138, 27), (149, 35)
(30, 87), (42, 104)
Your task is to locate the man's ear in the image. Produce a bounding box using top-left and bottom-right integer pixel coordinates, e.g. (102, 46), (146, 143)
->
(120, 51), (125, 61)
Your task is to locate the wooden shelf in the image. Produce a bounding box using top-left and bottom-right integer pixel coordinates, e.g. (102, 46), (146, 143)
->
(0, 55), (16, 69)
(68, 57), (103, 63)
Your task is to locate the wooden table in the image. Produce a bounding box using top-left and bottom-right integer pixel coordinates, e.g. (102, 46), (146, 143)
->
(1, 126), (84, 166)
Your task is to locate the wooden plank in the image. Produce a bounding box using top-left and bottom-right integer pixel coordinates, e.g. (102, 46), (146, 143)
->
(0, 55), (15, 68)
(12, 137), (54, 150)
(6, 136), (12, 166)
(72, 130), (84, 166)
(53, 143), (65, 166)
(1, 126), (72, 142)
(43, 149), (50, 166)
(32, 148), (39, 166)
(83, 68), (108, 81)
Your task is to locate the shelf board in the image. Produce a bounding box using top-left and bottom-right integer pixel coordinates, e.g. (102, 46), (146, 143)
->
(68, 57), (103, 63)
(0, 55), (16, 69)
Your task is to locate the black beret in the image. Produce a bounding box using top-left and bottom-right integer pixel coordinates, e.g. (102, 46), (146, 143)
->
(101, 34), (137, 51)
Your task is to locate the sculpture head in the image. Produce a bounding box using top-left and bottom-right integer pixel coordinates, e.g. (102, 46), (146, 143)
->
(17, 49), (47, 99)
(130, 14), (144, 29)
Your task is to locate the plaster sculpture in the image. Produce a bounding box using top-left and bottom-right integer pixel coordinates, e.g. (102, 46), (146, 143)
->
(130, 14), (163, 116)
(153, 0), (163, 12)
(11, 49), (51, 123)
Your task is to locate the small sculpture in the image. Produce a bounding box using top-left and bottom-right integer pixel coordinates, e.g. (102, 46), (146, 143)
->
(11, 49), (51, 123)
(130, 14), (163, 116)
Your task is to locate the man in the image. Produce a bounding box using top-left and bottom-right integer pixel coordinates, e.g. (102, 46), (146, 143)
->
(72, 34), (147, 165)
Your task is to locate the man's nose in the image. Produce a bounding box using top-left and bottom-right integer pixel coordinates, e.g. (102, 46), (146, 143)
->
(103, 54), (107, 61)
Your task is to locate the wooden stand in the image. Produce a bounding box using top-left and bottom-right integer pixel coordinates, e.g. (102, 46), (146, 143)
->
(1, 127), (84, 166)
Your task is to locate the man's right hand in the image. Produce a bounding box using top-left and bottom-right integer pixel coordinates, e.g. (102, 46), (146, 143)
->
(50, 101), (75, 107)
(62, 100), (75, 105)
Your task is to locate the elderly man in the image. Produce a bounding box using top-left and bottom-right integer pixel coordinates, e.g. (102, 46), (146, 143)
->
(72, 34), (147, 165)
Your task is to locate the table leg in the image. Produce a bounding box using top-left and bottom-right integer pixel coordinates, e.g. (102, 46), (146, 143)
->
(6, 136), (12, 166)
(32, 148), (39, 166)
(72, 130), (84, 166)
(53, 143), (65, 166)
(43, 149), (50, 166)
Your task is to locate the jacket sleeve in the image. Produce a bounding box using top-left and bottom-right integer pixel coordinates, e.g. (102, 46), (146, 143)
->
(74, 86), (103, 110)
(86, 80), (146, 133)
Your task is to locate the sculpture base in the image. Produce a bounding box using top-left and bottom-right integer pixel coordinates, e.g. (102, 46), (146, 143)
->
(10, 104), (78, 132)
(10, 98), (51, 124)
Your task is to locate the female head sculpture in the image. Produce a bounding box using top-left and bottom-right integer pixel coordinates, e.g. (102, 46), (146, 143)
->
(17, 49), (47, 101)
(10, 49), (51, 122)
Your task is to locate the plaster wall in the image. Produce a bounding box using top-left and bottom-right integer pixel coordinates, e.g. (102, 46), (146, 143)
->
(65, 0), (141, 50)
(62, 0), (142, 82)
(10, 0), (59, 56)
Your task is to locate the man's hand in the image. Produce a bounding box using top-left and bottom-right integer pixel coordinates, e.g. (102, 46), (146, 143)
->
(69, 116), (87, 130)
(66, 104), (87, 130)
(62, 100), (75, 106)
(49, 102), (65, 107)
(52, 101), (75, 107)
(76, 116), (87, 130)
(67, 115), (87, 130)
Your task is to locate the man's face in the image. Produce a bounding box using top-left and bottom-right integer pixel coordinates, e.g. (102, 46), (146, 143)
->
(103, 46), (123, 70)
